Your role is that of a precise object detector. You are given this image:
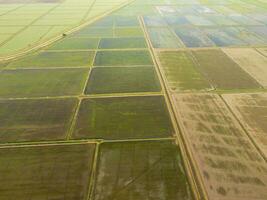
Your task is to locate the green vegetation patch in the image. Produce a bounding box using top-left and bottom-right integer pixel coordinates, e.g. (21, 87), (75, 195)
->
(158, 51), (211, 91)
(48, 37), (100, 50)
(85, 66), (161, 94)
(8, 51), (95, 68)
(99, 37), (147, 49)
(192, 49), (261, 90)
(114, 27), (144, 37)
(94, 50), (153, 66)
(0, 98), (77, 142)
(74, 27), (113, 37)
(72, 96), (174, 140)
(0, 68), (88, 98)
(0, 143), (95, 200)
(92, 140), (193, 200)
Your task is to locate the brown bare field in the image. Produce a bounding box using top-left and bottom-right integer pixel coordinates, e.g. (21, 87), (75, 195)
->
(223, 93), (267, 158)
(172, 93), (267, 200)
(223, 48), (267, 88)
(257, 48), (267, 57)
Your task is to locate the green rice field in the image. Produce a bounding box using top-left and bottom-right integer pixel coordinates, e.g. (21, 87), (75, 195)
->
(0, 0), (267, 199)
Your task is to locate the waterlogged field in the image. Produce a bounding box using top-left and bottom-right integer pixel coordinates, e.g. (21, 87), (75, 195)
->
(0, 0), (267, 199)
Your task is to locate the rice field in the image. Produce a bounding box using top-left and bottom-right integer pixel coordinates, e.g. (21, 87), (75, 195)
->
(0, 0), (267, 199)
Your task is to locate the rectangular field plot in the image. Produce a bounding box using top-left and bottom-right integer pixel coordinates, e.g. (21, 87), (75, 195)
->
(92, 141), (193, 200)
(204, 27), (246, 47)
(94, 50), (153, 66)
(72, 96), (174, 140)
(143, 15), (167, 27)
(0, 143), (95, 200)
(98, 37), (147, 49)
(85, 66), (161, 94)
(73, 27), (113, 37)
(114, 27), (144, 37)
(48, 37), (100, 50)
(0, 68), (88, 98)
(0, 98), (77, 142)
(174, 27), (215, 48)
(158, 51), (211, 91)
(7, 51), (95, 68)
(172, 93), (267, 200)
(147, 27), (183, 49)
(257, 48), (267, 57)
(223, 48), (267, 88)
(114, 16), (139, 27)
(223, 93), (267, 158)
(192, 49), (260, 90)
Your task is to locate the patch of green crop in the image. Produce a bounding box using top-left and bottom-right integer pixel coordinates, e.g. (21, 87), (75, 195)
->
(72, 96), (174, 140)
(0, 98), (78, 142)
(48, 37), (100, 50)
(114, 27), (144, 37)
(0, 68), (88, 98)
(94, 50), (153, 66)
(99, 37), (147, 49)
(74, 27), (113, 37)
(7, 51), (95, 68)
(0, 143), (95, 200)
(158, 51), (211, 91)
(92, 140), (193, 200)
(114, 16), (139, 27)
(85, 66), (161, 94)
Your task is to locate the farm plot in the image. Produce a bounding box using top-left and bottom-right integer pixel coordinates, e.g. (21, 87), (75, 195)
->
(0, 68), (88, 98)
(0, 143), (95, 200)
(223, 48), (267, 88)
(246, 26), (267, 42)
(114, 16), (140, 27)
(223, 27), (266, 46)
(48, 37), (100, 50)
(163, 16), (191, 26)
(85, 66), (161, 94)
(72, 96), (174, 140)
(186, 15), (214, 26)
(92, 140), (193, 200)
(74, 27), (114, 38)
(192, 49), (260, 90)
(157, 51), (211, 91)
(94, 50), (153, 66)
(0, 98), (77, 142)
(143, 15), (167, 27)
(7, 51), (95, 68)
(99, 37), (147, 49)
(146, 27), (183, 49)
(114, 27), (144, 37)
(172, 93), (267, 200)
(257, 48), (267, 56)
(223, 93), (267, 158)
(203, 27), (246, 47)
(174, 27), (215, 48)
